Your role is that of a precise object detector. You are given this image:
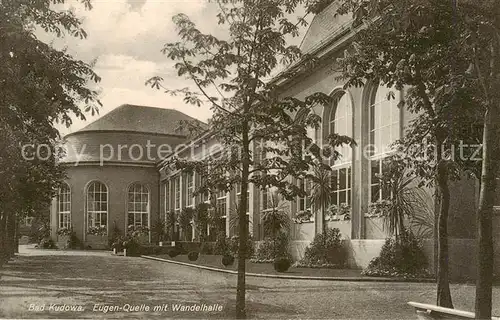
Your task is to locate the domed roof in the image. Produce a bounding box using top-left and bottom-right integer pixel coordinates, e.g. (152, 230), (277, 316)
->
(74, 104), (206, 137)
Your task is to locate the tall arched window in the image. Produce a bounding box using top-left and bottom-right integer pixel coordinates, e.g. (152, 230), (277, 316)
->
(294, 109), (317, 216)
(128, 183), (150, 227)
(58, 183), (71, 229)
(369, 84), (400, 202)
(86, 181), (108, 232)
(328, 92), (353, 206)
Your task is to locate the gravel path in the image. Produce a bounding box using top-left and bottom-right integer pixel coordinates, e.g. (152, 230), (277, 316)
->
(0, 247), (498, 319)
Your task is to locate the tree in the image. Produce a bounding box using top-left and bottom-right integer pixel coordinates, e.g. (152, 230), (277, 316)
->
(377, 156), (434, 241)
(148, 1), (354, 317)
(261, 190), (290, 237)
(458, 2), (500, 318)
(309, 162), (333, 235)
(261, 190), (292, 258)
(194, 202), (214, 242)
(178, 207), (195, 241)
(165, 211), (177, 241)
(336, 0), (484, 309)
(0, 0), (101, 263)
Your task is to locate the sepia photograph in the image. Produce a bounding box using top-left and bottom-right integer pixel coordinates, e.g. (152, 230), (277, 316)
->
(0, 0), (499, 319)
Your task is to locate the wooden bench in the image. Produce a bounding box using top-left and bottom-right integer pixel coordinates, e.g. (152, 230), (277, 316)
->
(408, 302), (500, 320)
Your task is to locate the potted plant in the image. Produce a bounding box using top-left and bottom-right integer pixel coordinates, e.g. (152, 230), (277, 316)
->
(221, 254), (234, 267)
(327, 203), (351, 221)
(274, 256), (291, 272)
(127, 225), (149, 244)
(366, 200), (392, 218)
(87, 225), (107, 236)
(57, 227), (73, 249)
(293, 208), (313, 223)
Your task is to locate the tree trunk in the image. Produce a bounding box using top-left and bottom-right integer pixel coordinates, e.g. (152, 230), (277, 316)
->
(322, 200), (327, 235)
(236, 121), (250, 319)
(436, 159), (454, 308)
(474, 105), (499, 320)
(5, 213), (15, 259)
(0, 211), (5, 265)
(433, 185), (439, 277)
(14, 217), (19, 254)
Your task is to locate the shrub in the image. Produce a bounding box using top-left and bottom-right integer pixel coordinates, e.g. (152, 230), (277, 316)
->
(301, 228), (346, 266)
(274, 257), (291, 272)
(188, 251), (199, 261)
(57, 227), (73, 236)
(214, 234), (230, 255)
(200, 242), (215, 255)
(255, 231), (291, 260)
(363, 230), (428, 278)
(168, 248), (180, 258)
(221, 254), (234, 267)
(228, 236), (254, 259)
(111, 239), (124, 251)
(67, 232), (80, 249)
(39, 238), (56, 249)
(108, 223), (122, 248)
(31, 218), (50, 243)
(176, 241), (200, 253)
(121, 236), (141, 256)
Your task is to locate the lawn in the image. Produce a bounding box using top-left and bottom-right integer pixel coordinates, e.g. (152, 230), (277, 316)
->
(149, 253), (375, 278)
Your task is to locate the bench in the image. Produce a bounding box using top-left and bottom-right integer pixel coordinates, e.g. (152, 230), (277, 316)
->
(408, 302), (500, 320)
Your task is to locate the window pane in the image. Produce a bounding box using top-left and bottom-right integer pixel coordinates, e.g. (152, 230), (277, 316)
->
(347, 168), (352, 188)
(331, 171), (338, 191)
(339, 191), (346, 204)
(100, 213), (106, 226)
(339, 168), (346, 190)
(371, 185), (380, 202)
(391, 123), (399, 141)
(371, 160), (380, 184)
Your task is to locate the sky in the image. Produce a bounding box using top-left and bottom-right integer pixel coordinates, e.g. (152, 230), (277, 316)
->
(38, 0), (311, 136)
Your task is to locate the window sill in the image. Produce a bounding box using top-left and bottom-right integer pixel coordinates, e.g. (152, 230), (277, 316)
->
(294, 220), (314, 224)
(364, 214), (384, 218)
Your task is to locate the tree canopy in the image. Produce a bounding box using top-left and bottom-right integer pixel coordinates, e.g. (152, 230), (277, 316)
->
(0, 0), (101, 261)
(148, 0), (354, 317)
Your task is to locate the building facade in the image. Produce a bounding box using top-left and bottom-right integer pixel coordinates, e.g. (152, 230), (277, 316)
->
(51, 2), (500, 279)
(50, 104), (202, 249)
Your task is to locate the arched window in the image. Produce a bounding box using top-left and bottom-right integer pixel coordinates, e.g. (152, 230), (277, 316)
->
(369, 85), (400, 156)
(369, 84), (400, 202)
(58, 183), (71, 229)
(86, 181), (108, 232)
(128, 183), (150, 227)
(329, 92), (353, 165)
(326, 92), (353, 206)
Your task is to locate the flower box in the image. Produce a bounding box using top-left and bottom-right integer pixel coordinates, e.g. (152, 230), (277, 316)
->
(327, 204), (351, 221)
(294, 209), (313, 224)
